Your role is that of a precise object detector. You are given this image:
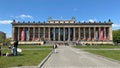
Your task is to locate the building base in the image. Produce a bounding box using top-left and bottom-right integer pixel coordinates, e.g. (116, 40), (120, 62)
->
(11, 41), (113, 45)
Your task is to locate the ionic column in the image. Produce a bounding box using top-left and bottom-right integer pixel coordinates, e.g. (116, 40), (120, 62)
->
(104, 27), (106, 40)
(63, 28), (65, 41)
(38, 27), (40, 41)
(43, 27), (45, 40)
(18, 27), (20, 41)
(99, 27), (101, 41)
(28, 27), (30, 41)
(53, 27), (55, 41)
(48, 27), (50, 41)
(33, 27), (35, 41)
(94, 27), (96, 41)
(73, 27), (75, 41)
(109, 27), (112, 41)
(58, 28), (60, 41)
(84, 27), (86, 41)
(78, 27), (80, 41)
(68, 28), (70, 41)
(89, 27), (91, 41)
(23, 27), (25, 41)
(12, 27), (15, 41)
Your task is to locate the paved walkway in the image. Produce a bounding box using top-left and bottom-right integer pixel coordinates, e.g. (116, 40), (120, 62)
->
(42, 46), (120, 68)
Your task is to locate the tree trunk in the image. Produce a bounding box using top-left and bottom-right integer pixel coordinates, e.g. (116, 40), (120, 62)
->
(0, 45), (1, 56)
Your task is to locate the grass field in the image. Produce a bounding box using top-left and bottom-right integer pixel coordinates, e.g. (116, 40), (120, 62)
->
(0, 45), (52, 68)
(1, 45), (53, 49)
(74, 45), (120, 61)
(74, 45), (120, 49)
(85, 50), (120, 61)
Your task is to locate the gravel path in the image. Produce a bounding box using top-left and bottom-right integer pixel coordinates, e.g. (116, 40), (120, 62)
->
(42, 46), (120, 68)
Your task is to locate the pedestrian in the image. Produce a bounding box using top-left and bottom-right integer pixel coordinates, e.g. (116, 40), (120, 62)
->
(13, 41), (19, 56)
(53, 43), (57, 53)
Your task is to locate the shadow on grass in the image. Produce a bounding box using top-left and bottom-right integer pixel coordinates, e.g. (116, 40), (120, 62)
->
(7, 54), (24, 57)
(32, 52), (38, 55)
(17, 64), (23, 67)
(17, 54), (24, 56)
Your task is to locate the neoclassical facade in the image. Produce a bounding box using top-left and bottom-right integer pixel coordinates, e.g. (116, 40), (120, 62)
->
(11, 17), (113, 45)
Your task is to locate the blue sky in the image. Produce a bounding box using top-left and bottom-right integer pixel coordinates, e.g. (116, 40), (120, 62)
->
(0, 0), (120, 38)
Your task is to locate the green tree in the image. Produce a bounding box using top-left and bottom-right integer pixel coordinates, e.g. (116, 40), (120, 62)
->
(113, 29), (120, 43)
(0, 35), (5, 46)
(0, 35), (2, 56)
(5, 38), (11, 45)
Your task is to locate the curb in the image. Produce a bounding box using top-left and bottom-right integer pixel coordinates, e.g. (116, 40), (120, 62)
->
(37, 50), (53, 68)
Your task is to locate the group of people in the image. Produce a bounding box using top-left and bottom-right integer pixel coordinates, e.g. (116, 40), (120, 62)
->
(0, 40), (59, 56)
(0, 41), (19, 56)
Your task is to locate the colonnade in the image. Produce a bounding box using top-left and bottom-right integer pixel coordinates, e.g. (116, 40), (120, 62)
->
(12, 27), (112, 41)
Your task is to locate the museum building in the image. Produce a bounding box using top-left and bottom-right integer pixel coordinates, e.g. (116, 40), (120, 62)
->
(11, 17), (113, 45)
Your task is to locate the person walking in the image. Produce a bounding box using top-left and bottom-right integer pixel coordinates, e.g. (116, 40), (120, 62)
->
(53, 43), (57, 53)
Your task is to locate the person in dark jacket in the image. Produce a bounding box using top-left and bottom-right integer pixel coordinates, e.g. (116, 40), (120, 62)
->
(13, 41), (18, 56)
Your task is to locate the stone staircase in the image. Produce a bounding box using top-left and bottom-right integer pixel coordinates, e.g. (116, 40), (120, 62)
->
(45, 41), (76, 46)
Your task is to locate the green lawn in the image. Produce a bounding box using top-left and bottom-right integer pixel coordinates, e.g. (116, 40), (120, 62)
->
(0, 45), (52, 68)
(74, 45), (120, 61)
(74, 45), (120, 49)
(85, 50), (120, 61)
(1, 45), (53, 49)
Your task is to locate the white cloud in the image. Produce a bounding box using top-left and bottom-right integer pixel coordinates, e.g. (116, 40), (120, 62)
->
(0, 20), (12, 24)
(81, 20), (85, 22)
(81, 19), (96, 23)
(112, 24), (120, 27)
(16, 14), (33, 19)
(88, 19), (96, 22)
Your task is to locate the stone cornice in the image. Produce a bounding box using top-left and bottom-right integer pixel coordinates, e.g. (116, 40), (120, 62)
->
(11, 19), (113, 26)
(11, 22), (113, 25)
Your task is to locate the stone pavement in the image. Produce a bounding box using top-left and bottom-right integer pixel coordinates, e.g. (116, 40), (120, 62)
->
(42, 46), (120, 68)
